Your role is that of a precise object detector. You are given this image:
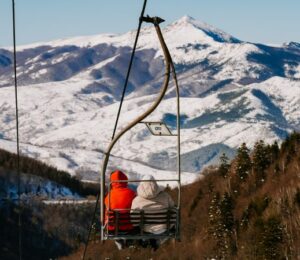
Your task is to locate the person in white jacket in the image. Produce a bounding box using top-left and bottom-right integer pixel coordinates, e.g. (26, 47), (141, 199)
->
(131, 175), (175, 235)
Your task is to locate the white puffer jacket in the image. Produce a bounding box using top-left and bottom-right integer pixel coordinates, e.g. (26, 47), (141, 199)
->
(131, 176), (175, 234)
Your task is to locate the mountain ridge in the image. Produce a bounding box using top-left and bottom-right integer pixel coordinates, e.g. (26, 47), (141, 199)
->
(0, 16), (300, 183)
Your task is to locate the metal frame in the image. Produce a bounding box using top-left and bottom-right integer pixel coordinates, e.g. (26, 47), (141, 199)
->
(100, 16), (181, 241)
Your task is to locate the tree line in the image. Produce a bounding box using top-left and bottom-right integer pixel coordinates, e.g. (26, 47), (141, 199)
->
(0, 148), (98, 196)
(206, 132), (300, 259)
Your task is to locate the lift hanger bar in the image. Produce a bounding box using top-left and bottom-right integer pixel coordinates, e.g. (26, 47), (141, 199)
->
(100, 19), (172, 241)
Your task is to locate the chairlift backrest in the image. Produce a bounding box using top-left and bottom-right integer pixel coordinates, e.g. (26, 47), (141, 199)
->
(105, 208), (179, 240)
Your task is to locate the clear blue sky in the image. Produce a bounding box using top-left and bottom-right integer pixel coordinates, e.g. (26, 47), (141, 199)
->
(1, 0), (299, 47)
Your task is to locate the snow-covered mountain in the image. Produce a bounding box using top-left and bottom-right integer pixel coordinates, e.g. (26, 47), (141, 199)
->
(0, 16), (300, 185)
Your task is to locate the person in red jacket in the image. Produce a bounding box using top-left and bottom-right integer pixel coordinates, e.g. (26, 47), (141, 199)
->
(104, 170), (136, 232)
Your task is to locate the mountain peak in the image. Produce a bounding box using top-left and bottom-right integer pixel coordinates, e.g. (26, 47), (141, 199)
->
(283, 41), (300, 49)
(177, 15), (196, 23)
(170, 15), (241, 44)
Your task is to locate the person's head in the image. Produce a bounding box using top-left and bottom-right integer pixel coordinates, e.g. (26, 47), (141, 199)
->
(110, 170), (128, 189)
(137, 175), (161, 199)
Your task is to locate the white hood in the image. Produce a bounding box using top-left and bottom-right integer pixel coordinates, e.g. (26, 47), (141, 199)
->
(137, 175), (161, 199)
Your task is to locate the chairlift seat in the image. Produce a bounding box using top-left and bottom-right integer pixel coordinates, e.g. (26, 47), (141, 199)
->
(104, 207), (179, 240)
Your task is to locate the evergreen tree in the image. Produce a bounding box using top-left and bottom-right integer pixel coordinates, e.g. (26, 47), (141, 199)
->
(219, 153), (230, 178)
(255, 216), (284, 259)
(209, 192), (222, 258)
(235, 143), (252, 181)
(269, 141), (280, 163)
(220, 192), (235, 233)
(209, 192), (221, 238)
(252, 140), (270, 185)
(240, 207), (251, 230)
(209, 192), (236, 258)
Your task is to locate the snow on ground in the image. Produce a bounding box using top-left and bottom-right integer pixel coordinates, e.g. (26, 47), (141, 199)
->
(1, 171), (81, 201)
(1, 75), (299, 185)
(1, 16), (300, 186)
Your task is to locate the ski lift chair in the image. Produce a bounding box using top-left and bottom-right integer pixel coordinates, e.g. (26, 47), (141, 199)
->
(104, 176), (180, 241)
(99, 15), (182, 243)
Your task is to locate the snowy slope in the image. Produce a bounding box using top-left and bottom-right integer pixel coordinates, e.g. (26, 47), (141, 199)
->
(0, 170), (81, 202)
(0, 16), (300, 185)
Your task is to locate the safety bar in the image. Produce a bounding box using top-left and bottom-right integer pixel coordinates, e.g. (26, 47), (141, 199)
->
(104, 208), (179, 240)
(109, 179), (179, 183)
(105, 208), (179, 212)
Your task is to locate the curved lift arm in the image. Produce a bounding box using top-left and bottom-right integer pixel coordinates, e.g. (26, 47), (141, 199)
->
(100, 16), (178, 240)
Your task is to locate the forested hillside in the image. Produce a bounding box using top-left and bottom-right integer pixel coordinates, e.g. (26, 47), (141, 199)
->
(68, 132), (300, 260)
(0, 200), (96, 259)
(0, 148), (98, 196)
(1, 133), (299, 259)
(0, 148), (98, 259)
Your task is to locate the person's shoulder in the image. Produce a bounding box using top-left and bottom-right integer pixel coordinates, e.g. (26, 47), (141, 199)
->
(132, 195), (147, 204)
(131, 195), (144, 209)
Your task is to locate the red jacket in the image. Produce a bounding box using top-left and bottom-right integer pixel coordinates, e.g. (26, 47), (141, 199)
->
(104, 170), (136, 231)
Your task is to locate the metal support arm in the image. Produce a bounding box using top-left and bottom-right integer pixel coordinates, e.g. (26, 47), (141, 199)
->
(100, 20), (172, 240)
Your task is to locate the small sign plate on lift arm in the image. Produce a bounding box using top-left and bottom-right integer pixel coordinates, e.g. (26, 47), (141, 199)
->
(144, 122), (173, 136)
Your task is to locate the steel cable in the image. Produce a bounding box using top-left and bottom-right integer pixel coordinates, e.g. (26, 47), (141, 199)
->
(111, 0), (148, 141)
(12, 0), (22, 259)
